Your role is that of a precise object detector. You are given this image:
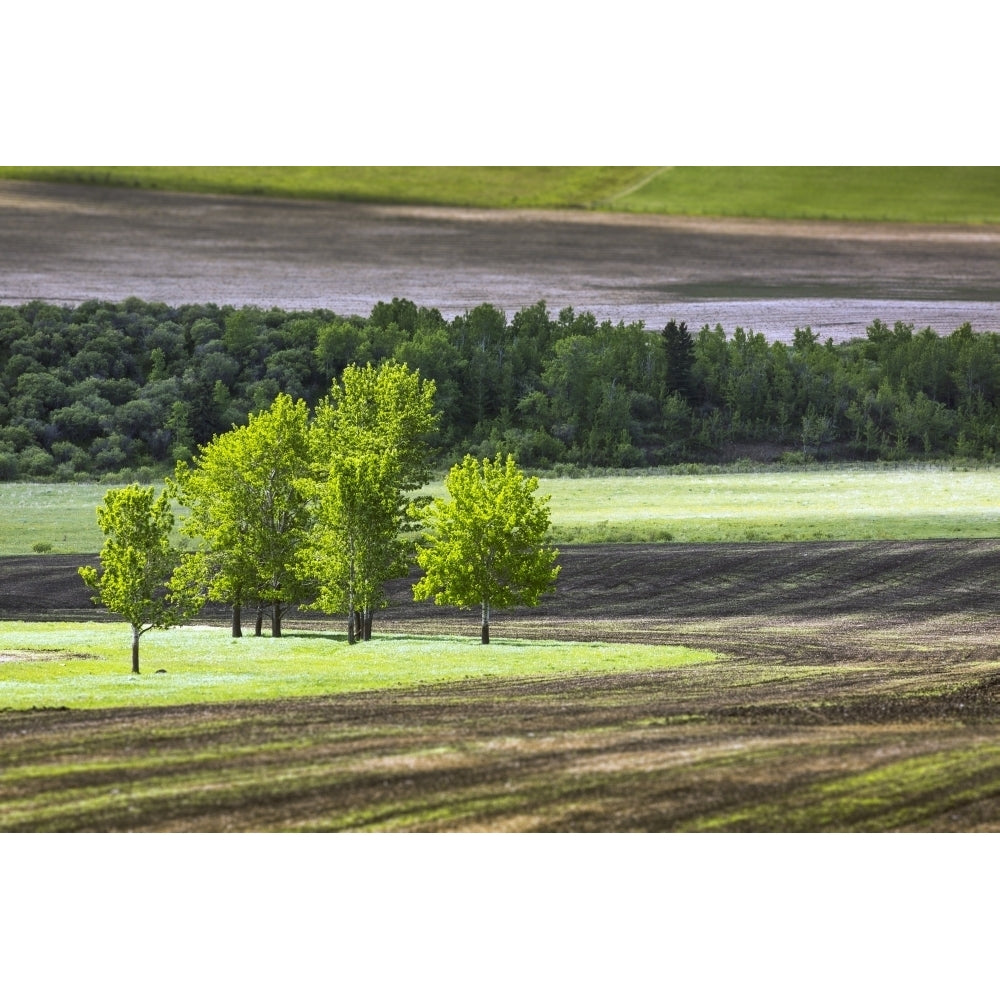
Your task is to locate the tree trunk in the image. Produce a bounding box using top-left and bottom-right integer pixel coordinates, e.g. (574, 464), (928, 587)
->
(231, 603), (242, 639)
(363, 609), (373, 641)
(131, 625), (140, 674)
(347, 607), (356, 645)
(255, 609), (264, 637)
(481, 601), (490, 645)
(272, 601), (282, 638)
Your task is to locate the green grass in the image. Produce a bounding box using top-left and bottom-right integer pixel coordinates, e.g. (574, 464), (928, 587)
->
(3, 465), (1000, 554)
(453, 465), (1000, 545)
(684, 743), (1000, 832)
(4, 166), (999, 223)
(0, 621), (717, 710)
(0, 166), (653, 210)
(0, 482), (180, 555)
(609, 166), (1000, 224)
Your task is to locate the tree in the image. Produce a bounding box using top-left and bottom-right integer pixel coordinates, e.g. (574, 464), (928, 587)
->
(413, 453), (560, 644)
(313, 360), (439, 491)
(662, 319), (695, 402)
(304, 361), (439, 640)
(298, 449), (409, 643)
(170, 393), (313, 637)
(79, 485), (202, 673)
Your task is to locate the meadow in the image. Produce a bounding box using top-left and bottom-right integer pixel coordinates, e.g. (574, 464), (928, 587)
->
(0, 621), (715, 710)
(0, 166), (652, 211)
(3, 465), (998, 556)
(610, 166), (1000, 224)
(3, 166), (1000, 224)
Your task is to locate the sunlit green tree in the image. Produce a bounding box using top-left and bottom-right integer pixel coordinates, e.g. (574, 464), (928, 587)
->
(79, 484), (203, 673)
(413, 453), (559, 644)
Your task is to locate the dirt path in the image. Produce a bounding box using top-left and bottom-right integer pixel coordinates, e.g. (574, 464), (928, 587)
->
(3, 179), (1000, 339)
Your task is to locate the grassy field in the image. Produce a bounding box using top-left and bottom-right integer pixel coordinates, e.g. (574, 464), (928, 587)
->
(3, 166), (999, 224)
(539, 465), (1000, 544)
(0, 621), (715, 710)
(3, 466), (999, 555)
(610, 166), (1000, 224)
(0, 166), (653, 210)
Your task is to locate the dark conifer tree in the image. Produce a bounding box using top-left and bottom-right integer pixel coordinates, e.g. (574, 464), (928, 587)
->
(662, 319), (696, 402)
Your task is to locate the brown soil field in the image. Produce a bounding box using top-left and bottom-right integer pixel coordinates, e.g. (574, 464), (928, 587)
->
(3, 179), (1000, 340)
(4, 541), (1000, 832)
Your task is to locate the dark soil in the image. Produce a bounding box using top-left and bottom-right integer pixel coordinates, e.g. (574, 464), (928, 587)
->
(8, 540), (1000, 665)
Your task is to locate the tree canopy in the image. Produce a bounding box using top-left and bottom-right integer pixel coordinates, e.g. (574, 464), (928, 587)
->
(170, 393), (313, 637)
(5, 298), (1000, 482)
(78, 484), (202, 672)
(413, 453), (560, 643)
(302, 361), (439, 641)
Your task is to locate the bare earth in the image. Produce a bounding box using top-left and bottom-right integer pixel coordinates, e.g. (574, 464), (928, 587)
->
(3, 179), (1000, 340)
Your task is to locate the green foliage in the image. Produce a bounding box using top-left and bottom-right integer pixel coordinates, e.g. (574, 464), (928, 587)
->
(313, 360), (438, 492)
(78, 484), (202, 672)
(170, 393), (313, 636)
(302, 361), (438, 640)
(298, 449), (409, 641)
(4, 298), (1000, 481)
(413, 454), (560, 643)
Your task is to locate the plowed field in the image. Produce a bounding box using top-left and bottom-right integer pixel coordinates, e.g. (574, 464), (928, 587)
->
(4, 541), (1000, 831)
(4, 179), (1000, 339)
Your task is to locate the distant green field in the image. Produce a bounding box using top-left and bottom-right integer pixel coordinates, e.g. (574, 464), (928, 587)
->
(4, 466), (998, 555)
(3, 166), (999, 223)
(610, 166), (1000, 224)
(0, 166), (652, 210)
(539, 466), (1000, 544)
(0, 622), (714, 710)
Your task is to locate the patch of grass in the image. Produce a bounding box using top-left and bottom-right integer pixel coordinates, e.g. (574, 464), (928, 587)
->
(685, 742), (1000, 832)
(610, 166), (1000, 224)
(0, 482), (181, 555)
(0, 621), (718, 710)
(0, 166), (653, 210)
(538, 466), (1000, 544)
(3, 465), (999, 555)
(4, 166), (999, 224)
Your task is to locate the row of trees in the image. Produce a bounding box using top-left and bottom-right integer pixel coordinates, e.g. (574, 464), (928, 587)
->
(80, 362), (560, 670)
(5, 298), (1000, 479)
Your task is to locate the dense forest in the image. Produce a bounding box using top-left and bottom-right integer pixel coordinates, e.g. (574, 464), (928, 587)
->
(1, 296), (999, 481)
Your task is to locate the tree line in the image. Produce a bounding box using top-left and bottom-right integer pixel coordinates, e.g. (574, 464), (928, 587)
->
(4, 296), (1000, 479)
(80, 362), (560, 671)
